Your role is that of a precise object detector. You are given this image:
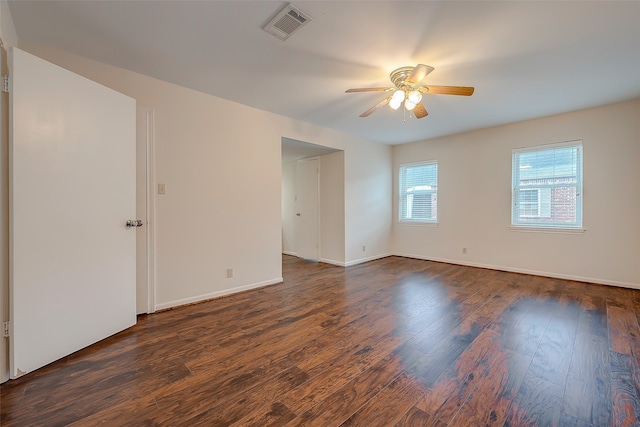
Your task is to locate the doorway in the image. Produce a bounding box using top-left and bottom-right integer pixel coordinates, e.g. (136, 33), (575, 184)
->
(281, 137), (344, 265)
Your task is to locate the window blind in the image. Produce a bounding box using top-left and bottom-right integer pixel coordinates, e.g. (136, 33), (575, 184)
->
(511, 141), (582, 228)
(399, 161), (438, 223)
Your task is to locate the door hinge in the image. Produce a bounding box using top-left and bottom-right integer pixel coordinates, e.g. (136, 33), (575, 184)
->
(2, 76), (8, 93)
(3, 321), (9, 338)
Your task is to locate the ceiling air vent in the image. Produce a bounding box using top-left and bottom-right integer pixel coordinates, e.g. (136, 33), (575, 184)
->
(263, 3), (312, 41)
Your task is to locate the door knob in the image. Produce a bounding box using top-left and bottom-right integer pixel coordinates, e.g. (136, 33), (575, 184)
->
(296, 213), (301, 216)
(126, 220), (143, 228)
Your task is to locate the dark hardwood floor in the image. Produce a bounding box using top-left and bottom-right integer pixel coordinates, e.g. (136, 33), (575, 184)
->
(2, 255), (640, 426)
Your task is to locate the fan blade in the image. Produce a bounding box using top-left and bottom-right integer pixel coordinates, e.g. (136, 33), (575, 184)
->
(359, 97), (391, 117)
(406, 64), (435, 85)
(421, 85), (475, 96)
(346, 87), (393, 93)
(413, 102), (428, 119)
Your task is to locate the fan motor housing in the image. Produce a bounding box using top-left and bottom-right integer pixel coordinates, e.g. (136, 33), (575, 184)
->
(390, 66), (417, 89)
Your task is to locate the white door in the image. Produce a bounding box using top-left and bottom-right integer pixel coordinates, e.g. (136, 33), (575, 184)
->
(296, 158), (319, 260)
(9, 48), (137, 378)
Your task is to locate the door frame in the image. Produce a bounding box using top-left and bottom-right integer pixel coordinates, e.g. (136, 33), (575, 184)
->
(139, 106), (156, 314)
(0, 41), (8, 384)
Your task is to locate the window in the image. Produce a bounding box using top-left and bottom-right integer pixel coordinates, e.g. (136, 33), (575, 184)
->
(511, 141), (582, 228)
(518, 188), (551, 218)
(399, 161), (437, 223)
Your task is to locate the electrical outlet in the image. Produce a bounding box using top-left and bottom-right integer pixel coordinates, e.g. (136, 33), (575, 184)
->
(362, 245), (366, 252)
(226, 268), (233, 278)
(158, 183), (166, 195)
(462, 248), (467, 254)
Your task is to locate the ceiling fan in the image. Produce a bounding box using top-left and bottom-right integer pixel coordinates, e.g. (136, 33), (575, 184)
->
(345, 64), (474, 119)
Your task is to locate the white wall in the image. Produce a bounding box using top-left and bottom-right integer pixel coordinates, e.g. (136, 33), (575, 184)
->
(345, 142), (393, 265)
(0, 0), (17, 48)
(278, 129), (390, 268)
(19, 42), (391, 309)
(392, 99), (640, 288)
(319, 151), (345, 265)
(0, 0), (17, 384)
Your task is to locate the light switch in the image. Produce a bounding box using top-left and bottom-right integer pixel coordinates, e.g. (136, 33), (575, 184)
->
(158, 183), (166, 195)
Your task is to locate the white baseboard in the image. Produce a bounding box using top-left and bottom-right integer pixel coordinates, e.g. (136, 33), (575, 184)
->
(282, 251), (297, 256)
(344, 253), (392, 267)
(319, 258), (345, 267)
(155, 277), (284, 311)
(393, 252), (640, 290)
(318, 254), (393, 267)
(286, 253), (392, 268)
(153, 255), (637, 311)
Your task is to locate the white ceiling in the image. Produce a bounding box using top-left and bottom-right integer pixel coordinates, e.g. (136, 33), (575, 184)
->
(8, 1), (640, 145)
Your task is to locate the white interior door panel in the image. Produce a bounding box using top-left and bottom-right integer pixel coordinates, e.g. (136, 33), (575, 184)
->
(9, 48), (137, 378)
(296, 158), (319, 260)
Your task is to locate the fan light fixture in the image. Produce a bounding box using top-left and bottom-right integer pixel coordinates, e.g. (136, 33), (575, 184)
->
(389, 89), (422, 111)
(389, 90), (404, 110)
(345, 64), (475, 120)
(408, 90), (422, 104)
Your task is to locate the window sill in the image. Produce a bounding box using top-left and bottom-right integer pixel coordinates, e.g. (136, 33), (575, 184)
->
(509, 226), (585, 235)
(398, 221), (439, 227)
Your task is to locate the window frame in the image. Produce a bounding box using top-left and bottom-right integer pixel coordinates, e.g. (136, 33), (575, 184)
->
(511, 140), (583, 231)
(398, 160), (438, 224)
(518, 188), (541, 218)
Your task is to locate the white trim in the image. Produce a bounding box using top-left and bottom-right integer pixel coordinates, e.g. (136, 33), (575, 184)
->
(398, 159), (438, 168)
(6, 46), (14, 382)
(282, 251), (297, 256)
(0, 43), (7, 384)
(145, 109), (156, 314)
(155, 277), (284, 311)
(155, 250), (638, 312)
(397, 222), (439, 227)
(316, 157), (322, 262)
(319, 258), (345, 267)
(509, 226), (585, 234)
(393, 252), (639, 290)
(344, 253), (392, 267)
(512, 139), (583, 153)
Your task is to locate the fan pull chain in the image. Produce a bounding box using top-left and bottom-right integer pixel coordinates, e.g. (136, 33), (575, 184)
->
(402, 109), (414, 123)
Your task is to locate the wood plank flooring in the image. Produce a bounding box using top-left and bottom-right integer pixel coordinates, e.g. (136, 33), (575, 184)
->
(1, 255), (640, 426)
